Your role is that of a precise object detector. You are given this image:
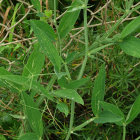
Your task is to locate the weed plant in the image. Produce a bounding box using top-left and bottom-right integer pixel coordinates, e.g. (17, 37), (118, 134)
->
(0, 0), (140, 140)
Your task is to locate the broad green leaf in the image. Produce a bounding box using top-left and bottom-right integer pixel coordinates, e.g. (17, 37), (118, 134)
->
(22, 92), (43, 137)
(121, 16), (140, 39)
(31, 0), (41, 12)
(126, 94), (140, 125)
(0, 67), (21, 92)
(91, 64), (106, 116)
(99, 101), (125, 126)
(30, 20), (61, 72)
(94, 111), (123, 124)
(51, 89), (84, 105)
(30, 20), (56, 41)
(58, 76), (90, 89)
(0, 67), (53, 100)
(22, 44), (45, 81)
(19, 133), (39, 140)
(119, 37), (140, 58)
(58, 1), (81, 39)
(56, 102), (69, 117)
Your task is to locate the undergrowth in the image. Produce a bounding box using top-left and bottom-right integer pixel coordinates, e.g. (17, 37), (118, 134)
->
(0, 0), (140, 140)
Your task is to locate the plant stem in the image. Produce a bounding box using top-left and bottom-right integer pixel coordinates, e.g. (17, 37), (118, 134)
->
(65, 101), (75, 140)
(88, 43), (114, 55)
(65, 1), (89, 140)
(73, 117), (96, 132)
(123, 124), (126, 140)
(77, 0), (89, 80)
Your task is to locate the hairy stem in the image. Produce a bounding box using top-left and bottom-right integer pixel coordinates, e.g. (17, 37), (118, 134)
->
(123, 124), (126, 140)
(65, 0), (89, 139)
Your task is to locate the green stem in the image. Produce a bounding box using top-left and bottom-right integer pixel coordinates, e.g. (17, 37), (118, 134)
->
(65, 1), (89, 140)
(64, 62), (71, 80)
(77, 0), (89, 80)
(123, 124), (126, 140)
(88, 43), (114, 55)
(73, 117), (96, 132)
(65, 101), (75, 140)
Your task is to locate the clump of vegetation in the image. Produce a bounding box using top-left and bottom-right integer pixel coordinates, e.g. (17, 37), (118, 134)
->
(0, 0), (140, 140)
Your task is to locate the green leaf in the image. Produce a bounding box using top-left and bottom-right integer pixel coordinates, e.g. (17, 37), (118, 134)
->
(99, 101), (125, 126)
(19, 133), (39, 140)
(91, 64), (106, 116)
(126, 94), (140, 125)
(58, 76), (90, 89)
(51, 89), (84, 105)
(94, 111), (123, 124)
(58, 1), (81, 39)
(22, 92), (43, 137)
(22, 44), (45, 81)
(30, 20), (56, 41)
(31, 0), (41, 12)
(65, 52), (77, 64)
(119, 37), (140, 58)
(0, 67), (53, 100)
(0, 135), (6, 140)
(56, 102), (69, 117)
(121, 16), (140, 39)
(0, 67), (12, 75)
(30, 20), (61, 72)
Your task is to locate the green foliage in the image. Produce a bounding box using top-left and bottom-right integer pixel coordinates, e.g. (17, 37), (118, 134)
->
(22, 44), (45, 81)
(0, 135), (6, 140)
(94, 111), (123, 124)
(19, 133), (39, 140)
(56, 102), (69, 116)
(51, 89), (84, 105)
(22, 92), (43, 138)
(91, 64), (106, 116)
(31, 0), (41, 11)
(119, 37), (140, 58)
(0, 67), (53, 100)
(58, 76), (90, 89)
(48, 0), (58, 10)
(58, 0), (81, 39)
(30, 20), (61, 73)
(126, 94), (140, 125)
(99, 101), (125, 126)
(1, 0), (140, 139)
(121, 16), (140, 38)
